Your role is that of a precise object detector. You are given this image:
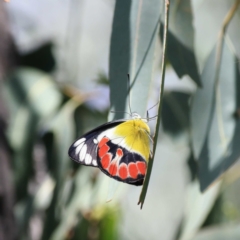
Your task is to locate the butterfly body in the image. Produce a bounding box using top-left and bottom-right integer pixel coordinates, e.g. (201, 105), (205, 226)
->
(68, 113), (150, 186)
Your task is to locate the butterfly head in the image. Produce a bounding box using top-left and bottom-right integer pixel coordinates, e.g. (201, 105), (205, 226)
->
(131, 112), (148, 122)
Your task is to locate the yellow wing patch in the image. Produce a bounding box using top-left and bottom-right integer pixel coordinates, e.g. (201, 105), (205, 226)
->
(114, 119), (150, 161)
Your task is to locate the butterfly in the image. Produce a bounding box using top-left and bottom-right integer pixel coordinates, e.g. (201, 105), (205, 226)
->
(68, 112), (151, 186)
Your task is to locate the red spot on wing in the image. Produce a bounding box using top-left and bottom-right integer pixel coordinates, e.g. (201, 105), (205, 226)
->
(128, 163), (138, 179)
(101, 153), (111, 169)
(137, 162), (147, 175)
(99, 144), (110, 158)
(109, 162), (118, 176)
(119, 164), (128, 179)
(98, 137), (109, 148)
(116, 148), (123, 157)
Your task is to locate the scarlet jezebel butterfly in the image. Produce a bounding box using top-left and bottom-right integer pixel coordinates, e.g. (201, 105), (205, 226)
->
(68, 112), (151, 186)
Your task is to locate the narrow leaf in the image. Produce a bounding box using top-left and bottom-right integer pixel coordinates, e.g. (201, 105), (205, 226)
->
(138, 0), (168, 208)
(109, 0), (162, 207)
(191, 39), (240, 191)
(179, 181), (221, 240)
(161, 0), (201, 86)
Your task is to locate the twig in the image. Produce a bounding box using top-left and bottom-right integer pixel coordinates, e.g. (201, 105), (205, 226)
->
(138, 0), (170, 209)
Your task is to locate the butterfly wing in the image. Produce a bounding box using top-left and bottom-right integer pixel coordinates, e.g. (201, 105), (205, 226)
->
(69, 119), (150, 186)
(68, 120), (125, 167)
(97, 136), (147, 186)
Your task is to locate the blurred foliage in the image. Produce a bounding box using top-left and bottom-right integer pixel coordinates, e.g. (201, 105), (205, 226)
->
(161, 91), (190, 135)
(18, 42), (55, 73)
(95, 73), (109, 86)
(1, 0), (240, 240)
(1, 66), (118, 240)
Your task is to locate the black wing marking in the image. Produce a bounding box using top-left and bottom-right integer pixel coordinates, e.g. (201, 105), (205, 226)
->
(97, 137), (147, 186)
(68, 120), (125, 167)
(68, 132), (98, 167)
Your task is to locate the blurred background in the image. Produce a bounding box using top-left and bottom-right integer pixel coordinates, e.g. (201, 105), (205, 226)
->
(1, 0), (240, 240)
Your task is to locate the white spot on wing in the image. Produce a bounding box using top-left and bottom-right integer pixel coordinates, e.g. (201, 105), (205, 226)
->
(79, 144), (87, 161)
(73, 138), (85, 147)
(111, 138), (125, 145)
(85, 153), (92, 164)
(92, 159), (97, 166)
(97, 128), (116, 142)
(96, 127), (129, 150)
(75, 142), (84, 155)
(93, 138), (98, 144)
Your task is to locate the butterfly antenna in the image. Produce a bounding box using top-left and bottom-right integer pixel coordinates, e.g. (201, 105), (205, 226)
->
(147, 110), (149, 121)
(147, 101), (159, 112)
(127, 74), (133, 116)
(148, 115), (158, 121)
(145, 101), (159, 120)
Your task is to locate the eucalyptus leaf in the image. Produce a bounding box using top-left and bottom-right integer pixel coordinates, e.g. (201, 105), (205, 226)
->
(109, 0), (131, 120)
(179, 180), (221, 240)
(4, 68), (61, 120)
(191, 40), (235, 160)
(191, 45), (219, 160)
(50, 166), (120, 240)
(129, 0), (162, 116)
(162, 0), (201, 86)
(2, 68), (62, 199)
(109, 0), (161, 120)
(194, 40), (240, 191)
(192, 0), (238, 71)
(162, 91), (190, 135)
(227, 4), (240, 59)
(108, 0), (162, 206)
(49, 168), (94, 240)
(192, 223), (240, 240)
(42, 99), (79, 239)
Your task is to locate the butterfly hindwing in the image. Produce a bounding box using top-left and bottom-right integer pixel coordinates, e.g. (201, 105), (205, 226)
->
(96, 136), (147, 186)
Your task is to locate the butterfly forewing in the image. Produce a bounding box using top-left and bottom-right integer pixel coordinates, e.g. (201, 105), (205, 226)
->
(68, 132), (98, 167)
(68, 120), (125, 167)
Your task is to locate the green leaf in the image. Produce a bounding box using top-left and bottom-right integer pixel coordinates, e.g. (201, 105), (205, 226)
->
(128, 0), (162, 116)
(227, 5), (240, 59)
(4, 68), (62, 121)
(179, 180), (221, 240)
(49, 168), (94, 240)
(161, 0), (201, 86)
(109, 0), (131, 120)
(49, 166), (119, 240)
(191, 39), (240, 191)
(99, 208), (119, 240)
(19, 42), (55, 72)
(138, 0), (168, 208)
(41, 99), (79, 239)
(109, 0), (162, 207)
(161, 91), (190, 135)
(109, 0), (161, 120)
(192, 0), (240, 70)
(191, 47), (218, 160)
(192, 223), (240, 240)
(2, 68), (62, 199)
